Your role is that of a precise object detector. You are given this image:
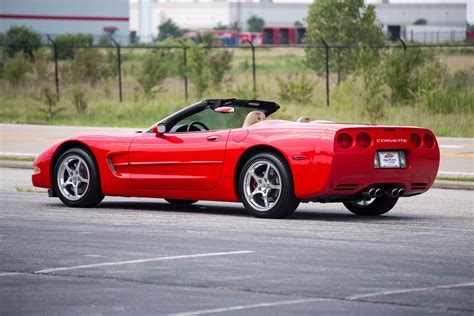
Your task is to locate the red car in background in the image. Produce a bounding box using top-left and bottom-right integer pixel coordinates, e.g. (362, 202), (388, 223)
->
(32, 99), (439, 218)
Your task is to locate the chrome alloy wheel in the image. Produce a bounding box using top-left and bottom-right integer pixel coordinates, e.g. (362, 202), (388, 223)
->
(56, 155), (90, 201)
(243, 160), (282, 211)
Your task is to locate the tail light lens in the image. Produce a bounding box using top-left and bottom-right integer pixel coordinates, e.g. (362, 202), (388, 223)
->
(424, 134), (434, 148)
(410, 133), (422, 148)
(337, 133), (353, 149)
(356, 133), (371, 148)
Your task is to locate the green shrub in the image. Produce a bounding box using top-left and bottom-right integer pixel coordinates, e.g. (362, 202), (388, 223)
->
(426, 89), (474, 114)
(67, 48), (104, 86)
(208, 49), (233, 88)
(135, 50), (168, 96)
(37, 87), (63, 120)
(70, 85), (88, 113)
(384, 48), (441, 104)
(32, 49), (52, 82)
(3, 26), (42, 59)
(55, 34), (93, 59)
(188, 44), (209, 98)
(425, 68), (474, 113)
(276, 72), (313, 104)
(358, 46), (386, 123)
(4, 53), (32, 85)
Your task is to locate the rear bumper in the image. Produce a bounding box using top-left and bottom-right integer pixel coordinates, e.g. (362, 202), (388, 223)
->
(297, 148), (439, 200)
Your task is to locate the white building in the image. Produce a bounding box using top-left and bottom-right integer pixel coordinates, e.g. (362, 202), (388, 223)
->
(0, 0), (130, 43)
(130, 0), (468, 43)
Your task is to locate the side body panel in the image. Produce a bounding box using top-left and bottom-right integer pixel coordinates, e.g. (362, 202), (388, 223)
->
(128, 131), (230, 190)
(33, 121), (440, 203)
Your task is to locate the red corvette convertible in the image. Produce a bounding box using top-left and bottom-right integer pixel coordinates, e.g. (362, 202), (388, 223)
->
(32, 99), (440, 218)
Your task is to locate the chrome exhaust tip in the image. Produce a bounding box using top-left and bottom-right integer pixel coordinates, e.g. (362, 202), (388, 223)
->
(368, 188), (376, 198)
(375, 188), (382, 197)
(391, 188), (399, 197)
(398, 188), (405, 197)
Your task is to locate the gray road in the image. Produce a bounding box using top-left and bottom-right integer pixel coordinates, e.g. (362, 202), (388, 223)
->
(1, 167), (473, 315)
(1, 123), (473, 177)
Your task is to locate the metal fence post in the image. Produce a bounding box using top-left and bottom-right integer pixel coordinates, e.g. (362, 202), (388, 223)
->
(110, 37), (123, 102)
(183, 46), (188, 101)
(246, 39), (257, 98)
(320, 38), (330, 107)
(47, 35), (60, 99)
(399, 38), (407, 51)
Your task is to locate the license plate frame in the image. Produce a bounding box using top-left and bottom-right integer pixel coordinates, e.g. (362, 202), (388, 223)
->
(377, 151), (401, 169)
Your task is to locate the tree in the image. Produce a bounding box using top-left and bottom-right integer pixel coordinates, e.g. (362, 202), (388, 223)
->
(3, 26), (42, 59)
(136, 50), (168, 96)
(305, 0), (385, 85)
(55, 33), (93, 59)
(188, 44), (209, 98)
(247, 15), (265, 32)
(158, 19), (183, 41)
(414, 18), (427, 25)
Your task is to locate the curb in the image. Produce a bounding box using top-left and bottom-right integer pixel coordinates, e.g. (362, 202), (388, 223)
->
(1, 160), (473, 191)
(431, 180), (474, 191)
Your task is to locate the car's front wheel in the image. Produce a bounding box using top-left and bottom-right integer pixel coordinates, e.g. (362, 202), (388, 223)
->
(238, 152), (299, 218)
(53, 148), (104, 207)
(343, 196), (398, 216)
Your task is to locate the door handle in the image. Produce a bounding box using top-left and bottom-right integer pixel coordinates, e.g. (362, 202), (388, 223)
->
(207, 135), (220, 141)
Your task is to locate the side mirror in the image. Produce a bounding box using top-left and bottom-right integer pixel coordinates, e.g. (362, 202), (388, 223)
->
(214, 106), (235, 113)
(152, 123), (167, 134)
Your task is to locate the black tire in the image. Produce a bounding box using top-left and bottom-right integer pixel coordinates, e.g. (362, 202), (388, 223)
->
(53, 148), (104, 207)
(238, 152), (300, 219)
(165, 199), (198, 206)
(343, 196), (398, 216)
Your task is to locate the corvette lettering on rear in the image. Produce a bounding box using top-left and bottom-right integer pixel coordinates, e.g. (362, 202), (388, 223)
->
(376, 139), (408, 143)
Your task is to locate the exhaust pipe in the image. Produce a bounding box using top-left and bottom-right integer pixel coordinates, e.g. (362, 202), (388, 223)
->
(375, 188), (382, 197)
(398, 188), (405, 197)
(391, 188), (399, 197)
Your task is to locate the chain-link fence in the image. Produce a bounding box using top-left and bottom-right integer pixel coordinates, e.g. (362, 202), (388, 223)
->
(1, 41), (473, 108)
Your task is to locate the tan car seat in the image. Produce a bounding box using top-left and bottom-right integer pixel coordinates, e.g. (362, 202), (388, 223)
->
(296, 116), (311, 123)
(242, 111), (266, 128)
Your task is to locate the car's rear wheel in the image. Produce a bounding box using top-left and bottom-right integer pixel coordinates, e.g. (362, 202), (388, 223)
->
(165, 199), (198, 206)
(238, 152), (299, 218)
(343, 196), (398, 216)
(53, 148), (104, 207)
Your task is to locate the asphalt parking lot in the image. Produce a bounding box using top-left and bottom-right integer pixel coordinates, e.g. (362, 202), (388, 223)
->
(1, 167), (473, 315)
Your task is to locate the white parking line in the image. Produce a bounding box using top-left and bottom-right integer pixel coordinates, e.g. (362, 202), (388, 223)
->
(0, 272), (22, 277)
(171, 298), (330, 316)
(35, 250), (254, 274)
(346, 281), (474, 300)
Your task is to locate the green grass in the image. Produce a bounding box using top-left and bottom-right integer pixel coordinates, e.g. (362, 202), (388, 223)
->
(0, 155), (35, 162)
(436, 177), (474, 182)
(1, 48), (473, 136)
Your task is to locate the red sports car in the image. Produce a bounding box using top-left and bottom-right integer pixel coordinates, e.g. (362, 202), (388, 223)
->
(32, 99), (440, 218)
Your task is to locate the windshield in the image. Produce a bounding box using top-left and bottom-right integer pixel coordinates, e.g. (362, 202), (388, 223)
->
(169, 105), (257, 132)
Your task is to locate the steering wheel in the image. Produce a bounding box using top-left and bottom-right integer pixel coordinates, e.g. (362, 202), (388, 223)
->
(186, 121), (210, 132)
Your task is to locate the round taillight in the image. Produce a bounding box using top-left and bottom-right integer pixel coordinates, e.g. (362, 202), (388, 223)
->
(424, 134), (434, 149)
(410, 133), (422, 148)
(356, 133), (371, 148)
(337, 133), (353, 149)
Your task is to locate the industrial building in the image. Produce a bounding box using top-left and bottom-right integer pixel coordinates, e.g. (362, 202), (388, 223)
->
(130, 0), (468, 44)
(0, 0), (469, 44)
(0, 0), (130, 43)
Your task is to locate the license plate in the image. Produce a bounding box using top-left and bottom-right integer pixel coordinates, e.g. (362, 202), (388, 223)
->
(377, 151), (401, 168)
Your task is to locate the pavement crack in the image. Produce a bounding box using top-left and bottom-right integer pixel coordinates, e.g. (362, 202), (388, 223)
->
(12, 270), (472, 313)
